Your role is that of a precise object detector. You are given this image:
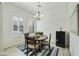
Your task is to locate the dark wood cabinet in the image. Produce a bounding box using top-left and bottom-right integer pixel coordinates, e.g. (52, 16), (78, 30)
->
(56, 31), (65, 48)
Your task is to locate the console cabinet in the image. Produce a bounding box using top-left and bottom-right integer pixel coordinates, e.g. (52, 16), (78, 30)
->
(56, 31), (65, 48)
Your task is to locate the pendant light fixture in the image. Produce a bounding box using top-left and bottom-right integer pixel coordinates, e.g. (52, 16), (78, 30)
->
(34, 2), (43, 20)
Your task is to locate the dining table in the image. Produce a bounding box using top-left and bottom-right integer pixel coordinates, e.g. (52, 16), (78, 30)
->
(26, 33), (48, 52)
(28, 33), (48, 41)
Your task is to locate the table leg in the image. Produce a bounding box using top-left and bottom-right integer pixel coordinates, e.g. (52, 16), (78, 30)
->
(39, 41), (42, 52)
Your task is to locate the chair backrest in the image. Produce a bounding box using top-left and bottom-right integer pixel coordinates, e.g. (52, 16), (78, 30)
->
(24, 33), (29, 42)
(49, 33), (51, 45)
(35, 32), (43, 36)
(24, 33), (29, 36)
(25, 35), (36, 45)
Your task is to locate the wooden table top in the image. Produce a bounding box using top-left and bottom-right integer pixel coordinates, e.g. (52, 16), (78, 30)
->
(36, 35), (48, 41)
(26, 33), (48, 41)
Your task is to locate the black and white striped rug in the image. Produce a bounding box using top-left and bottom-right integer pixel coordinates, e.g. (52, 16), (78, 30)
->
(17, 44), (59, 56)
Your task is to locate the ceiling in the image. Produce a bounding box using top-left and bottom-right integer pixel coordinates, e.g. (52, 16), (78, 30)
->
(11, 2), (69, 32)
(12, 2), (69, 14)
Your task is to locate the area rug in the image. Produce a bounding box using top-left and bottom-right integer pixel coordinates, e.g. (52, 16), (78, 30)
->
(17, 43), (59, 56)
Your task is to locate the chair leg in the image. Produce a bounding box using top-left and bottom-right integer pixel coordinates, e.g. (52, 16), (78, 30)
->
(49, 45), (50, 51)
(27, 49), (28, 56)
(34, 44), (37, 56)
(35, 53), (36, 56)
(35, 48), (36, 56)
(33, 50), (37, 56)
(26, 45), (28, 56)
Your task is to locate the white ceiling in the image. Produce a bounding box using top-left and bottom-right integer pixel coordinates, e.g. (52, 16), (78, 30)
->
(12, 2), (69, 14)
(11, 2), (69, 32)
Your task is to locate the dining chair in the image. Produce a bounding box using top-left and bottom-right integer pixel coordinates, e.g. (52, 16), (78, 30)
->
(42, 33), (51, 51)
(24, 33), (29, 48)
(24, 35), (40, 56)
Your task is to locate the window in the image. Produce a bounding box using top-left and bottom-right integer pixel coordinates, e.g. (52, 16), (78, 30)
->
(19, 17), (23, 33)
(13, 16), (24, 34)
(13, 16), (18, 32)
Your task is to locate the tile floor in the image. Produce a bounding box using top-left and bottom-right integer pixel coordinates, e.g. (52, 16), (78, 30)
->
(0, 45), (26, 56)
(57, 47), (70, 56)
(0, 44), (70, 56)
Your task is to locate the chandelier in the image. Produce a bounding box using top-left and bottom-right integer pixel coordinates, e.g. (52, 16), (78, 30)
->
(34, 2), (43, 20)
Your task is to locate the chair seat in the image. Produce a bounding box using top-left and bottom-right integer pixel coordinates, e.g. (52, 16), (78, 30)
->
(27, 43), (40, 50)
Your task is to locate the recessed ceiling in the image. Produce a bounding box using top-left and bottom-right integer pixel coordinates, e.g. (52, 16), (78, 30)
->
(12, 2), (69, 14)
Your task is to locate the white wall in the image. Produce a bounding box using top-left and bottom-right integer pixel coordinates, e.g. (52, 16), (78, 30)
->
(68, 2), (79, 56)
(68, 2), (78, 35)
(1, 2), (34, 49)
(0, 3), (3, 51)
(37, 3), (68, 45)
(70, 33), (79, 56)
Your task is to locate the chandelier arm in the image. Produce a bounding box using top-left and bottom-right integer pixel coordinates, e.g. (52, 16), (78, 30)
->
(34, 2), (43, 20)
